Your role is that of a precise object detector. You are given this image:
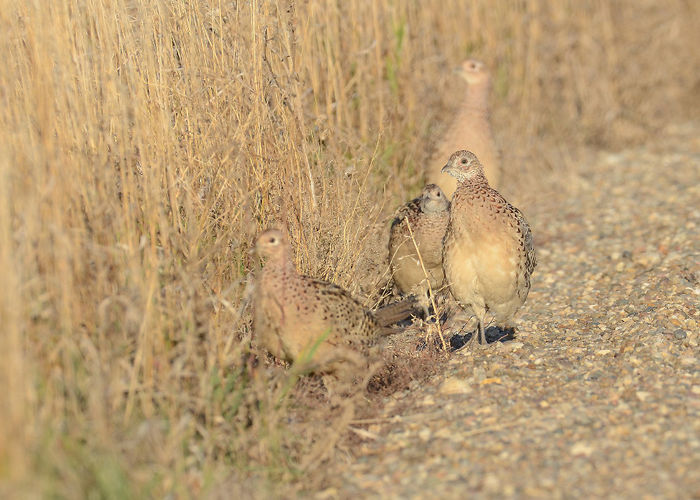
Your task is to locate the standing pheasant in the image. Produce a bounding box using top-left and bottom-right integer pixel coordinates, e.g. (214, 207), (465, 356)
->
(441, 151), (536, 345)
(427, 59), (501, 196)
(389, 184), (450, 295)
(252, 229), (418, 377)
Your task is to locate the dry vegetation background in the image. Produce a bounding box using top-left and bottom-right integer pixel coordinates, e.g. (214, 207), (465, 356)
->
(0, 0), (698, 496)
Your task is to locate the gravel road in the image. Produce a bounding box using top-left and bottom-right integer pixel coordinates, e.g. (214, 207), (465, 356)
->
(319, 122), (700, 498)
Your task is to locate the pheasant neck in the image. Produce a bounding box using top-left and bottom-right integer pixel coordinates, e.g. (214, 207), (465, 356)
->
(462, 170), (489, 188)
(461, 82), (491, 114)
(264, 250), (298, 282)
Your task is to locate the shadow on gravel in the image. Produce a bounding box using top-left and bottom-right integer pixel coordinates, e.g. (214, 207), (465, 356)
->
(449, 326), (516, 351)
(416, 325), (516, 351)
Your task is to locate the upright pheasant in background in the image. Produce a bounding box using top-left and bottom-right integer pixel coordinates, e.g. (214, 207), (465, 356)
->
(441, 150), (536, 345)
(427, 59), (501, 196)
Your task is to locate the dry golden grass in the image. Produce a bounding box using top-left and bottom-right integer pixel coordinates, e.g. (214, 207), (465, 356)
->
(0, 0), (697, 496)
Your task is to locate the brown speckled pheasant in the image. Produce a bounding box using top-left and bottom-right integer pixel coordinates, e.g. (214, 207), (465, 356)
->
(442, 151), (536, 345)
(252, 229), (418, 377)
(389, 184), (450, 295)
(427, 59), (501, 195)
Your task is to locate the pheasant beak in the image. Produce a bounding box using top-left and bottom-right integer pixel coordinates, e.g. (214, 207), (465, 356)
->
(441, 163), (451, 174)
(454, 66), (469, 82)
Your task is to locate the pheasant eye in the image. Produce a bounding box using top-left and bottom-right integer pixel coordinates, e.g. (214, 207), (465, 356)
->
(269, 237), (277, 244)
(461, 158), (467, 164)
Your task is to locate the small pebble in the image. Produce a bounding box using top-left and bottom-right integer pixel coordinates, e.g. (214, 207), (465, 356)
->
(636, 391), (652, 402)
(679, 356), (696, 367)
(570, 441), (594, 457)
(439, 376), (473, 395)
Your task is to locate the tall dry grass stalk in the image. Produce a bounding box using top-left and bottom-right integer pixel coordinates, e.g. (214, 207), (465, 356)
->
(0, 0), (697, 495)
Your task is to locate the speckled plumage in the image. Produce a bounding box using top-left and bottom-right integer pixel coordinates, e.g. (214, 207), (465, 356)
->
(252, 229), (417, 376)
(389, 184), (450, 295)
(442, 151), (536, 344)
(426, 59), (501, 196)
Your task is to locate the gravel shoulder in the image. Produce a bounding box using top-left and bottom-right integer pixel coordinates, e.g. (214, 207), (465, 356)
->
(319, 122), (700, 498)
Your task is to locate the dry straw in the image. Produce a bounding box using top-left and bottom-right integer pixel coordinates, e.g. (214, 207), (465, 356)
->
(0, 0), (697, 496)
